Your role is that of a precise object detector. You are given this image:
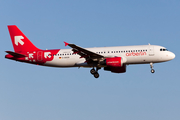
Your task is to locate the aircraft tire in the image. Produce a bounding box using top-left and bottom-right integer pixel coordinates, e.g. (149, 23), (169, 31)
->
(90, 69), (96, 74)
(94, 72), (99, 78)
(151, 69), (155, 73)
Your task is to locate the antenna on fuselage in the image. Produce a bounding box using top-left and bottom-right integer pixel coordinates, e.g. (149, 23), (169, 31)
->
(148, 43), (151, 45)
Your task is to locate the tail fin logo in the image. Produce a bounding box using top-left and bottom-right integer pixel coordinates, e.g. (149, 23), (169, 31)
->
(14, 36), (24, 46)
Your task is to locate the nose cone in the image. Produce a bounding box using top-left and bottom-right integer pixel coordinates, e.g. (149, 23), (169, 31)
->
(169, 52), (175, 60)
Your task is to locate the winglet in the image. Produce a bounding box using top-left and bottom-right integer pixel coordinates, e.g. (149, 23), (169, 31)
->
(64, 41), (69, 46)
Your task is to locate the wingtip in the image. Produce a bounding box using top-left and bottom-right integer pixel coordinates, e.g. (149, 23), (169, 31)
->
(64, 41), (69, 46)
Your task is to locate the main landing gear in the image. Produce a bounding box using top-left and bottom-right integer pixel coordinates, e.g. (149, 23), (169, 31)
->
(90, 67), (101, 78)
(150, 62), (155, 73)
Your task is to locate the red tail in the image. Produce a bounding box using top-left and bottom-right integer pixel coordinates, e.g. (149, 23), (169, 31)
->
(8, 25), (40, 53)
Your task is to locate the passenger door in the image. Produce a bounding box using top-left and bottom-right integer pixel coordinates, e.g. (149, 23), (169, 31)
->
(149, 46), (154, 56)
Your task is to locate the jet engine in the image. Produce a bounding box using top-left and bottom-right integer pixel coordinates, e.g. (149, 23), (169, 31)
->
(105, 57), (123, 67)
(103, 57), (126, 73)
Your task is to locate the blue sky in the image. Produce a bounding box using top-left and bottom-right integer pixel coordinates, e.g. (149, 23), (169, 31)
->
(0, 0), (180, 120)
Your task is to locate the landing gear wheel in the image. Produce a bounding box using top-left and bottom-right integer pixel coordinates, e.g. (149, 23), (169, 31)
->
(90, 69), (96, 74)
(94, 72), (99, 78)
(150, 63), (155, 73)
(151, 69), (155, 73)
(90, 67), (101, 78)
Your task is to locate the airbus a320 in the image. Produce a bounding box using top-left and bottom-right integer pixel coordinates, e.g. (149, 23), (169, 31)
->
(5, 25), (175, 78)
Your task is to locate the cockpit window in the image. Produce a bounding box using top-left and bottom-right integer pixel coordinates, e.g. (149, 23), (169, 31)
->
(160, 48), (168, 51)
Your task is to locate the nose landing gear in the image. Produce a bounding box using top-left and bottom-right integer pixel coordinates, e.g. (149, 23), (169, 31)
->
(90, 67), (101, 78)
(150, 62), (155, 73)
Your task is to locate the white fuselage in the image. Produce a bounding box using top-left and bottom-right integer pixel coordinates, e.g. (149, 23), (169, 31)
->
(44, 45), (175, 67)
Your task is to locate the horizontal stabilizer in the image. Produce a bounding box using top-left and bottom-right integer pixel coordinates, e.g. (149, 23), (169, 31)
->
(5, 51), (26, 58)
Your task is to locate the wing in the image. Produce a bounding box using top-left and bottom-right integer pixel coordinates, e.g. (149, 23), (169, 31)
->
(64, 42), (104, 60)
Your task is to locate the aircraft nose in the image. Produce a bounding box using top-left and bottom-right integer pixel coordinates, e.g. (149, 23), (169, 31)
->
(169, 52), (175, 60)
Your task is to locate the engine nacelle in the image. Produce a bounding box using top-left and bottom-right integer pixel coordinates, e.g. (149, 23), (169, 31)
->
(104, 65), (126, 73)
(105, 57), (123, 67)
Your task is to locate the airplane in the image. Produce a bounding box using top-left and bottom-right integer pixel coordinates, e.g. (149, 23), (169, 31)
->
(5, 25), (175, 78)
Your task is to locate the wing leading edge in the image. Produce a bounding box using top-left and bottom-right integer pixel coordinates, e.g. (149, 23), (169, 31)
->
(64, 42), (104, 60)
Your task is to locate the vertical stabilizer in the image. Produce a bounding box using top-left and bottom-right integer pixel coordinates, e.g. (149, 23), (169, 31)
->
(8, 25), (40, 53)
